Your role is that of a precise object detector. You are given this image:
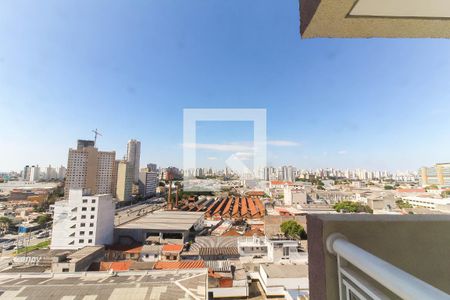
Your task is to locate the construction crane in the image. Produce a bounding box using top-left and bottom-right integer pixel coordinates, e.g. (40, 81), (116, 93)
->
(92, 129), (103, 146)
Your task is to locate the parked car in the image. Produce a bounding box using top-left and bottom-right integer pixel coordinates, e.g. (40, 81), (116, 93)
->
(37, 232), (50, 239)
(2, 243), (14, 251)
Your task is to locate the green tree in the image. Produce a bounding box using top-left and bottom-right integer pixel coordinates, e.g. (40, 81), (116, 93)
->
(333, 201), (373, 214)
(0, 216), (12, 233)
(384, 185), (395, 190)
(280, 220), (306, 240)
(396, 199), (413, 209)
(36, 214), (52, 225)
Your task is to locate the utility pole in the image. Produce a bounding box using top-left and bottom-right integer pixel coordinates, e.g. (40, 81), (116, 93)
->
(91, 129), (103, 146)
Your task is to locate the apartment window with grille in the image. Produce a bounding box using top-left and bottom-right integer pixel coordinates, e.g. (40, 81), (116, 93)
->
(80, 231), (85, 236)
(90, 215), (95, 219)
(82, 207), (87, 211)
(79, 239), (84, 243)
(81, 215), (86, 219)
(82, 199), (88, 204)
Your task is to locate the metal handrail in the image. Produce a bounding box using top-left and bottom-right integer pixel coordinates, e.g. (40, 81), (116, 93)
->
(326, 233), (450, 300)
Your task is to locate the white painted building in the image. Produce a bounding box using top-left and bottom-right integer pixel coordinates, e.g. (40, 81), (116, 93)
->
(29, 165), (40, 182)
(402, 196), (450, 210)
(51, 189), (115, 250)
(284, 185), (307, 207)
(238, 236), (305, 263)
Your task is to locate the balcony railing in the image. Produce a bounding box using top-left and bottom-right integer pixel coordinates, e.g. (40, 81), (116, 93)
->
(326, 233), (450, 300)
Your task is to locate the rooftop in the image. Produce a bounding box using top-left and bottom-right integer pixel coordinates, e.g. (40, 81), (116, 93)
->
(261, 263), (309, 278)
(154, 260), (206, 270)
(0, 270), (207, 299)
(116, 211), (204, 231)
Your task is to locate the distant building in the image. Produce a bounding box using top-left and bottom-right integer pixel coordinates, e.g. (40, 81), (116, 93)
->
(23, 165), (31, 181)
(139, 169), (158, 197)
(29, 165), (40, 182)
(77, 139), (95, 150)
(420, 163), (450, 187)
(64, 140), (116, 197)
(284, 185), (307, 206)
(126, 139), (141, 183)
(46, 165), (58, 180)
(51, 189), (115, 250)
(147, 163), (157, 172)
(116, 160), (133, 201)
(58, 166), (66, 180)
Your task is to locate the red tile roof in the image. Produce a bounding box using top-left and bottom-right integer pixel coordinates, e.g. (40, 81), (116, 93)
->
(271, 181), (293, 186)
(99, 261), (133, 271)
(162, 244), (183, 253)
(397, 188), (426, 193)
(221, 229), (241, 237)
(154, 260), (205, 270)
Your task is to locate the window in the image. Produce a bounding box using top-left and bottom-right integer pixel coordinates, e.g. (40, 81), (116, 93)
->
(90, 215), (95, 219)
(88, 239), (92, 243)
(91, 199), (96, 204)
(91, 207), (95, 211)
(80, 231), (85, 235)
(62, 268), (69, 272)
(82, 207), (87, 211)
(81, 215), (86, 219)
(80, 223), (85, 227)
(79, 239), (84, 243)
(82, 199), (87, 204)
(89, 231), (93, 235)
(89, 223), (94, 227)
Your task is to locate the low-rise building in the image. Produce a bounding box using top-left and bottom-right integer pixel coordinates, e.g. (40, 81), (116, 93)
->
(51, 189), (115, 250)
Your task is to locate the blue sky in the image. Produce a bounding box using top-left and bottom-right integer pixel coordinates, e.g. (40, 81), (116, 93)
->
(1, 0), (450, 172)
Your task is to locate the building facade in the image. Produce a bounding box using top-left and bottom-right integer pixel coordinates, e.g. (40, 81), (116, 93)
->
(51, 189), (115, 250)
(420, 163), (450, 187)
(126, 139), (141, 183)
(139, 169), (158, 197)
(64, 140), (116, 197)
(116, 160), (133, 201)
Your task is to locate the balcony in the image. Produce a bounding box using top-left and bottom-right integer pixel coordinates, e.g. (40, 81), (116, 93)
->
(307, 214), (450, 299)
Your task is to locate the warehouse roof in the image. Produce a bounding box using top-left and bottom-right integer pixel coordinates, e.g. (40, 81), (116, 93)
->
(116, 211), (204, 231)
(0, 270), (207, 299)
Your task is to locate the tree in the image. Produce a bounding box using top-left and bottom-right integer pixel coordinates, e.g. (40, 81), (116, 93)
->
(384, 185), (395, 190)
(280, 220), (306, 240)
(0, 216), (12, 233)
(396, 199), (413, 209)
(36, 214), (52, 226)
(333, 201), (373, 214)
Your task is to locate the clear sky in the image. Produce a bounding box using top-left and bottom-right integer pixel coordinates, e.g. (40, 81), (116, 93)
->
(1, 0), (450, 172)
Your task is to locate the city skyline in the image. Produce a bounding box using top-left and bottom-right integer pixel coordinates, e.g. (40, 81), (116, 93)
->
(2, 1), (450, 171)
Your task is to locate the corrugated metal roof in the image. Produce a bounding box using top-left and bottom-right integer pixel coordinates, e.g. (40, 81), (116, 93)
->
(199, 247), (239, 257)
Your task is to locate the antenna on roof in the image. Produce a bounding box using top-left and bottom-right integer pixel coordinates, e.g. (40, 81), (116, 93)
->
(92, 129), (103, 146)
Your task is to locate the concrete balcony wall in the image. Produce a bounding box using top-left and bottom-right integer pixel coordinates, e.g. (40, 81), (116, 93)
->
(307, 214), (450, 299)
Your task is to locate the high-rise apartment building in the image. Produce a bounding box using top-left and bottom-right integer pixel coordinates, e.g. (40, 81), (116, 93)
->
(58, 166), (66, 180)
(420, 163), (450, 187)
(139, 169), (158, 197)
(116, 160), (133, 201)
(23, 165), (31, 181)
(126, 139), (141, 183)
(51, 188), (114, 250)
(64, 140), (116, 197)
(147, 163), (157, 172)
(29, 165), (40, 182)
